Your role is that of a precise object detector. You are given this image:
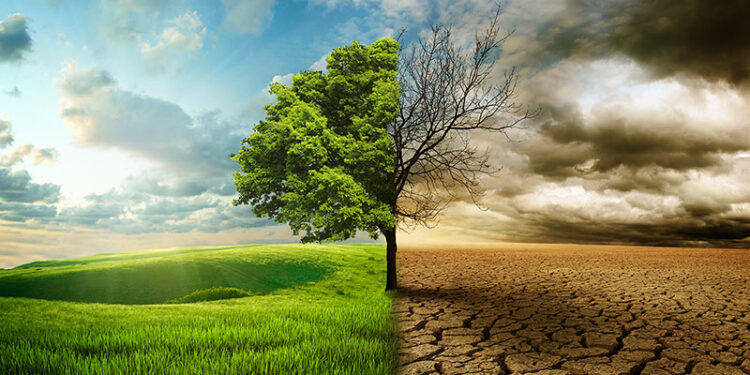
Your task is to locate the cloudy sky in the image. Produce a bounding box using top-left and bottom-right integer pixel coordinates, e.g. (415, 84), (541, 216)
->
(1, 0), (748, 267)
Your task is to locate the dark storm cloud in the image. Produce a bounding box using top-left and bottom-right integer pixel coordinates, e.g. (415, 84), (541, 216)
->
(594, 166), (688, 195)
(523, 110), (750, 179)
(534, 0), (750, 85)
(495, 107), (750, 246)
(436, 170), (748, 248)
(608, 0), (750, 85)
(472, 158), (750, 248)
(509, 216), (750, 248)
(0, 14), (32, 62)
(460, 15), (750, 249)
(462, 0), (750, 248)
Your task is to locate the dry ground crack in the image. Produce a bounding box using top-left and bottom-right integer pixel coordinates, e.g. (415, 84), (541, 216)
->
(394, 245), (750, 375)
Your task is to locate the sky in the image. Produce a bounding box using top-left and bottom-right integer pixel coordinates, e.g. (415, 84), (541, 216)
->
(1, 0), (749, 268)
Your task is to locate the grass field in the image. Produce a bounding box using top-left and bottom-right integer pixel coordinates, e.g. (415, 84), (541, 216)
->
(0, 244), (397, 374)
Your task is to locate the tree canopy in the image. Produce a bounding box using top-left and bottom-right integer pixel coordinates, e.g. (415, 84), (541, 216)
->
(234, 8), (528, 290)
(233, 38), (400, 242)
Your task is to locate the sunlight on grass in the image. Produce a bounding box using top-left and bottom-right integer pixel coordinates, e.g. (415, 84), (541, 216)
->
(0, 244), (396, 374)
(165, 286), (256, 304)
(0, 246), (331, 304)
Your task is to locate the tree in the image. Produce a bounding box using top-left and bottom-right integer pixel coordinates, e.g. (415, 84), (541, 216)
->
(233, 9), (530, 290)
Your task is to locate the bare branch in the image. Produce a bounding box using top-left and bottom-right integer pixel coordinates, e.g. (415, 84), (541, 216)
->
(390, 2), (534, 228)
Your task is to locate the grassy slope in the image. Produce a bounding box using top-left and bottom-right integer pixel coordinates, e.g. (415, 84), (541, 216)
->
(0, 244), (330, 304)
(0, 244), (396, 374)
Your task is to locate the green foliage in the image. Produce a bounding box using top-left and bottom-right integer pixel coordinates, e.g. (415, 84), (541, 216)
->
(0, 244), (397, 374)
(165, 287), (254, 304)
(233, 38), (400, 242)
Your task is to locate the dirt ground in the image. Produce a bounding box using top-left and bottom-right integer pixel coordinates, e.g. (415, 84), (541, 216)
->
(394, 244), (750, 375)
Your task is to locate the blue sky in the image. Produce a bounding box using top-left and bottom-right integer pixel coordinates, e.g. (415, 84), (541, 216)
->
(0, 0), (419, 198)
(1, 0), (749, 267)
(0, 0), (444, 267)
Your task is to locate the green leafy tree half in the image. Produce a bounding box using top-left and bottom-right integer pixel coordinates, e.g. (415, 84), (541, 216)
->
(233, 39), (401, 287)
(234, 9), (530, 290)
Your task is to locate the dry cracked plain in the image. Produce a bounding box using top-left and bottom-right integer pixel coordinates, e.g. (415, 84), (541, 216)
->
(394, 245), (750, 375)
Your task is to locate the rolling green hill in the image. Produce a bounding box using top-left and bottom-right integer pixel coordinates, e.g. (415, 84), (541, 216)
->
(0, 245), (331, 304)
(0, 244), (396, 374)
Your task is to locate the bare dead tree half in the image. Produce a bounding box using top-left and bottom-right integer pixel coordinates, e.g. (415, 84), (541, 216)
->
(382, 5), (535, 290)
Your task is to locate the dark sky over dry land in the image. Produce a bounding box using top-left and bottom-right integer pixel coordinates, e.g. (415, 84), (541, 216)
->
(420, 0), (750, 248)
(0, 0), (749, 267)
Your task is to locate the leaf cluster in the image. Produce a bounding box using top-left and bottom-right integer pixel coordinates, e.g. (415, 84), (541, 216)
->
(233, 38), (401, 242)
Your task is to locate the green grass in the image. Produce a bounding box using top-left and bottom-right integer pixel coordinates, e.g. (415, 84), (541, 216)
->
(0, 244), (397, 374)
(0, 244), (330, 304)
(165, 286), (255, 304)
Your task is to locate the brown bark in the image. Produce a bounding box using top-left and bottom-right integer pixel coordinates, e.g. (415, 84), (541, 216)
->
(383, 228), (397, 290)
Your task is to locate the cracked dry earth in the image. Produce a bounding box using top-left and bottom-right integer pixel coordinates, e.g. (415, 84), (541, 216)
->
(394, 245), (750, 375)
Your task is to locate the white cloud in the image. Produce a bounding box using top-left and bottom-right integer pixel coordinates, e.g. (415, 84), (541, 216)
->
(53, 185), (268, 235)
(0, 120), (60, 209)
(1, 143), (57, 166)
(221, 0), (276, 34)
(309, 54), (328, 71)
(308, 0), (372, 9)
(51, 65), (276, 236)
(98, 0), (170, 41)
(123, 170), (235, 197)
(380, 0), (429, 23)
(271, 73), (294, 85)
(103, 0), (170, 12)
(0, 120), (13, 148)
(141, 10), (206, 73)
(0, 168), (60, 204)
(57, 65), (243, 175)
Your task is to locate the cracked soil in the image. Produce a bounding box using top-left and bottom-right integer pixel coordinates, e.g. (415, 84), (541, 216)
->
(394, 244), (750, 375)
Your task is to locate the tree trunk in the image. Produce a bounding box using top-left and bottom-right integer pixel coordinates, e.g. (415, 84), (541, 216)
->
(383, 228), (397, 291)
